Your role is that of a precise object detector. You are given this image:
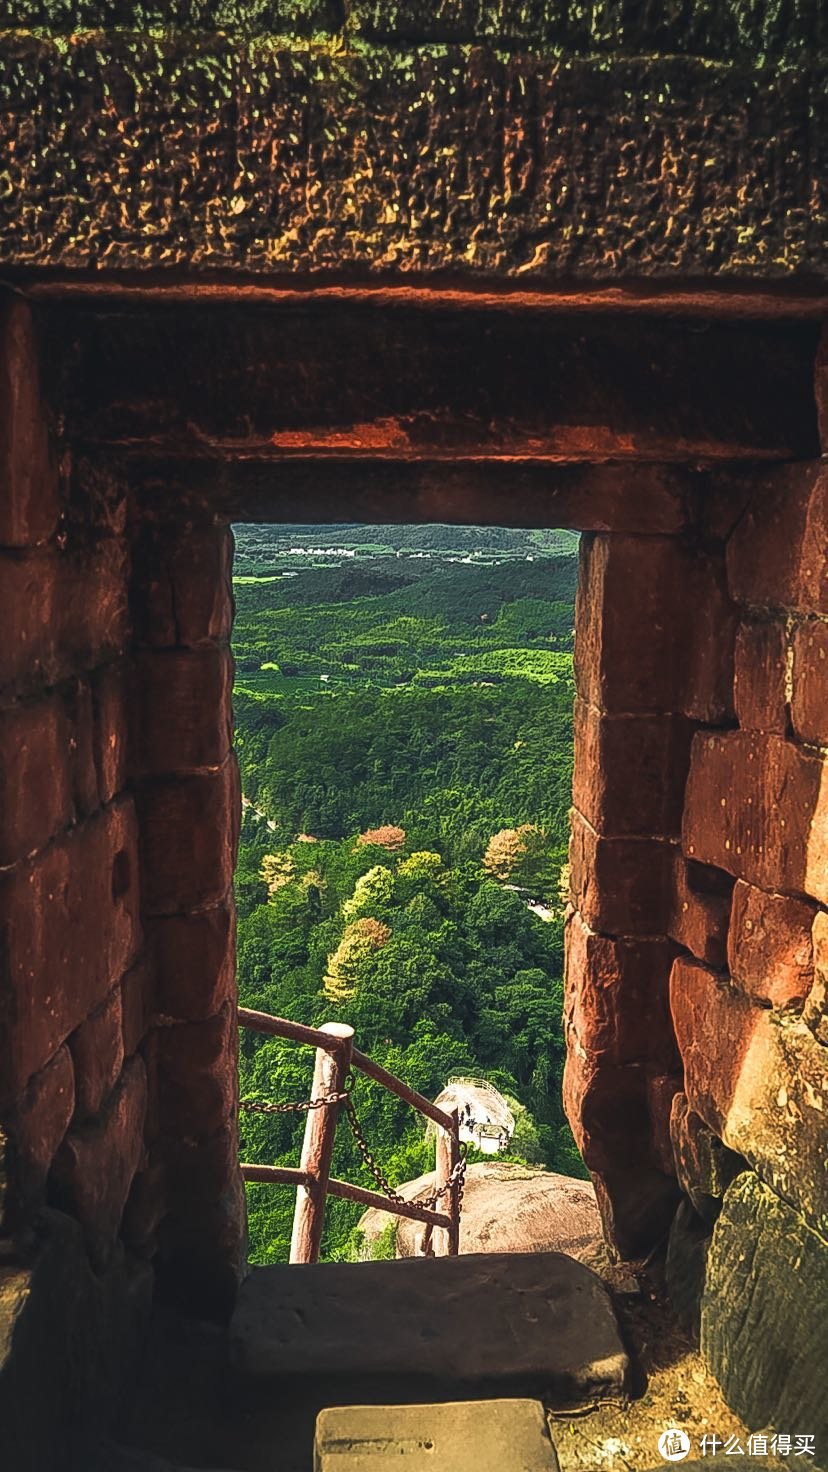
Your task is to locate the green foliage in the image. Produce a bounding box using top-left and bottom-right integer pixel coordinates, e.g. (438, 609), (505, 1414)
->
(233, 525), (586, 1263)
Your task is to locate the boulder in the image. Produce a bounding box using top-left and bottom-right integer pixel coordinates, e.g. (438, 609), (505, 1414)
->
(357, 1162), (605, 1265)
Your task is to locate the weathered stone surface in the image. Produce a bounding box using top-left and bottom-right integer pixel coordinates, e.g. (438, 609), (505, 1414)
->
(0, 694), (73, 865)
(589, 1166), (681, 1263)
(69, 987), (125, 1124)
(563, 1050), (650, 1175)
(668, 856), (732, 970)
(682, 730), (828, 903)
(669, 1093), (744, 1225)
(156, 1167), (246, 1317)
(568, 813), (674, 936)
(701, 1172), (828, 1445)
(52, 1056), (147, 1264)
(120, 956), (153, 1059)
(315, 1399), (560, 1472)
(727, 461), (828, 616)
(91, 660), (129, 804)
(665, 1197), (710, 1342)
(670, 956), (828, 1234)
(161, 1122), (239, 1211)
(803, 911), (828, 1045)
(0, 0), (339, 33)
(147, 898), (235, 1022)
(151, 1002), (237, 1139)
(130, 647), (233, 777)
(791, 618), (828, 746)
(733, 620), (788, 735)
(728, 880), (817, 1010)
(572, 700), (695, 837)
(359, 1161), (603, 1263)
(136, 756), (240, 915)
(0, 1208), (152, 1472)
(0, 539), (129, 696)
(7, 1045), (74, 1222)
(349, 0), (827, 56)
(575, 536), (736, 720)
(62, 310), (817, 465)
(139, 460), (696, 538)
(0, 41), (824, 281)
(232, 1253), (630, 1405)
(646, 1073), (682, 1179)
(131, 523), (233, 651)
(0, 295), (58, 549)
(565, 911), (678, 1066)
(0, 800), (141, 1101)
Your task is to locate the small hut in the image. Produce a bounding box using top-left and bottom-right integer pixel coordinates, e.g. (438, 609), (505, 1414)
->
(430, 1077), (515, 1155)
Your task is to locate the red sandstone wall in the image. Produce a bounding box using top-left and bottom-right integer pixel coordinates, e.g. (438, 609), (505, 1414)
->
(0, 296), (243, 1308)
(564, 452), (827, 1257)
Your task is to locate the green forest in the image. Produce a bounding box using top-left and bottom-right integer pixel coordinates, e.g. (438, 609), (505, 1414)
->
(232, 524), (584, 1263)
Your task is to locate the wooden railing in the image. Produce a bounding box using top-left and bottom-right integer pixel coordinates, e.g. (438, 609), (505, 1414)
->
(238, 1006), (462, 1264)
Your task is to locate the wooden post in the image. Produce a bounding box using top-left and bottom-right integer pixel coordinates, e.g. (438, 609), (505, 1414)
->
(433, 1106), (461, 1257)
(289, 1021), (354, 1264)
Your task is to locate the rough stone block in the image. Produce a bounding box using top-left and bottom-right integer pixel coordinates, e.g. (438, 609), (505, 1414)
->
(575, 535), (735, 721)
(565, 911), (678, 1067)
(562, 1048), (650, 1175)
(0, 694), (73, 865)
(156, 1169), (246, 1319)
(669, 1092), (744, 1225)
(315, 1400), (560, 1472)
(233, 1253), (629, 1405)
(682, 730), (828, 904)
(0, 294), (59, 549)
(6, 1045), (74, 1223)
(130, 646), (233, 776)
(152, 1003), (237, 1140)
(161, 1121), (240, 1210)
(0, 800), (141, 1101)
(646, 1073), (682, 1178)
(63, 677), (99, 819)
(665, 1197), (710, 1342)
(120, 956), (153, 1059)
(91, 660), (128, 804)
(0, 43), (824, 287)
(571, 699), (695, 837)
(791, 617), (828, 745)
(136, 757), (240, 915)
(668, 856), (732, 970)
(585, 1165), (681, 1263)
(727, 461), (828, 616)
(568, 812), (674, 936)
(701, 1172), (828, 1447)
(148, 898), (235, 1023)
(69, 987), (125, 1124)
(52, 1056), (147, 1266)
(803, 910), (828, 1045)
(728, 880), (816, 1010)
(0, 548), (59, 694)
(733, 619), (788, 734)
(670, 956), (828, 1234)
(58, 537), (130, 673)
(131, 524), (233, 650)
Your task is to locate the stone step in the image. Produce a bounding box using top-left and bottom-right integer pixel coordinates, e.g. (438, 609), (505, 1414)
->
(314, 1399), (560, 1472)
(230, 1251), (629, 1407)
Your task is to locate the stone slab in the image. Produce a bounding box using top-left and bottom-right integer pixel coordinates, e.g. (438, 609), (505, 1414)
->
(0, 40), (824, 281)
(314, 1400), (559, 1472)
(231, 1252), (630, 1406)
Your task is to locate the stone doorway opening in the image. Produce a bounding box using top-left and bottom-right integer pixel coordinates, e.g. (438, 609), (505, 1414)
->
(1, 288), (826, 1468)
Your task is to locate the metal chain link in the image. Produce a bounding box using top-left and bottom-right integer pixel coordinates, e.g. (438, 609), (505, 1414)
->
(344, 1090), (467, 1212)
(239, 1090), (349, 1115)
(240, 1076), (467, 1217)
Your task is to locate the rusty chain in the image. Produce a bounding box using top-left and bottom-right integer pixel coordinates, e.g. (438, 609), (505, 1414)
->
(240, 1077), (467, 1216)
(239, 1090), (349, 1115)
(344, 1089), (467, 1213)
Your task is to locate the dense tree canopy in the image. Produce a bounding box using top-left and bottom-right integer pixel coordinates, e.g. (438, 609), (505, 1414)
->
(233, 524), (583, 1262)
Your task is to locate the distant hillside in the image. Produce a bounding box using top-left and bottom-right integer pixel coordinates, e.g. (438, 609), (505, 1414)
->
(233, 523), (579, 574)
